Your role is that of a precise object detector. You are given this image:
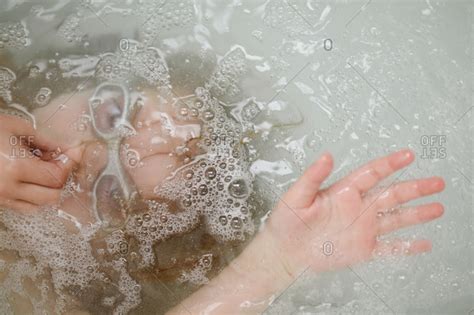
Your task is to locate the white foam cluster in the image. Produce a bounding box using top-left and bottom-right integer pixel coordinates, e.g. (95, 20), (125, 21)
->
(57, 14), (84, 43)
(155, 86), (255, 243)
(206, 47), (247, 98)
(34, 87), (52, 107)
(178, 254), (213, 286)
(113, 259), (142, 315)
(0, 289), (10, 315)
(0, 209), (101, 314)
(0, 22), (30, 50)
(95, 39), (169, 86)
(262, 0), (315, 35)
(125, 202), (200, 268)
(137, 0), (195, 44)
(0, 66), (16, 103)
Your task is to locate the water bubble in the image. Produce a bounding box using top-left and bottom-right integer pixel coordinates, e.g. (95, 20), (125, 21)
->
(119, 242), (128, 254)
(231, 217), (242, 229)
(228, 179), (249, 198)
(129, 158), (138, 167)
(219, 216), (228, 225)
(198, 184), (209, 195)
(204, 167), (217, 179)
(179, 106), (189, 116)
(203, 110), (215, 121)
(190, 108), (198, 117)
(135, 217), (143, 226)
(202, 256), (211, 267)
(184, 169), (194, 180)
(194, 99), (203, 108)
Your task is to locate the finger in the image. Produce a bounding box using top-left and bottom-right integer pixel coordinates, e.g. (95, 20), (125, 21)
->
(30, 129), (63, 153)
(335, 149), (414, 195)
(62, 145), (85, 165)
(4, 116), (62, 152)
(0, 115), (34, 136)
(378, 203), (444, 235)
(39, 142), (86, 163)
(20, 153), (78, 188)
(15, 158), (63, 187)
(283, 152), (333, 209)
(1, 199), (39, 215)
(15, 183), (62, 206)
(0, 115), (74, 163)
(367, 176), (445, 210)
(373, 239), (432, 257)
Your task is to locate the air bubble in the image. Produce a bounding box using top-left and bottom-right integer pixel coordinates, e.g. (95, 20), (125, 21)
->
(204, 167), (217, 179)
(228, 179), (249, 198)
(194, 100), (203, 108)
(219, 216), (228, 225)
(203, 110), (215, 121)
(231, 217), (242, 229)
(190, 108), (198, 117)
(184, 170), (194, 180)
(179, 106), (189, 116)
(130, 158), (139, 167)
(202, 256), (211, 267)
(198, 184), (209, 195)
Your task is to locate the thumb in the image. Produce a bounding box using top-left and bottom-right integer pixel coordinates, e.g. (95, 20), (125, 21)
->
(1, 115), (57, 151)
(63, 145), (85, 165)
(283, 152), (334, 209)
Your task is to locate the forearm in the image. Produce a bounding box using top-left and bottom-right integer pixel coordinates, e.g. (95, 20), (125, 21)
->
(166, 230), (297, 315)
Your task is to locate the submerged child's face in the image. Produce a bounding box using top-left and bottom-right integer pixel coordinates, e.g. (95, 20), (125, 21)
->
(32, 87), (202, 223)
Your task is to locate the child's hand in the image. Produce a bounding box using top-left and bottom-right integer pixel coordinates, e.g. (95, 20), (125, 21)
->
(266, 149), (445, 275)
(0, 115), (79, 214)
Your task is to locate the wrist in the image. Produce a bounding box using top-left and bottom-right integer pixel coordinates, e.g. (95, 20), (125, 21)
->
(230, 228), (299, 297)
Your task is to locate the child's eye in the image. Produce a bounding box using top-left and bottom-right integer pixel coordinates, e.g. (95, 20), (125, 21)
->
(94, 97), (124, 134)
(96, 98), (122, 132)
(107, 99), (123, 127)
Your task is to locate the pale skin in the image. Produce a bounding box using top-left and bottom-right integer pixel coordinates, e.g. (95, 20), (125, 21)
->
(167, 150), (445, 314)
(0, 115), (79, 214)
(0, 90), (445, 314)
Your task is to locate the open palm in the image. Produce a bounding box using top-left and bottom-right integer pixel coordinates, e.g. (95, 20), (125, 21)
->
(266, 150), (445, 275)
